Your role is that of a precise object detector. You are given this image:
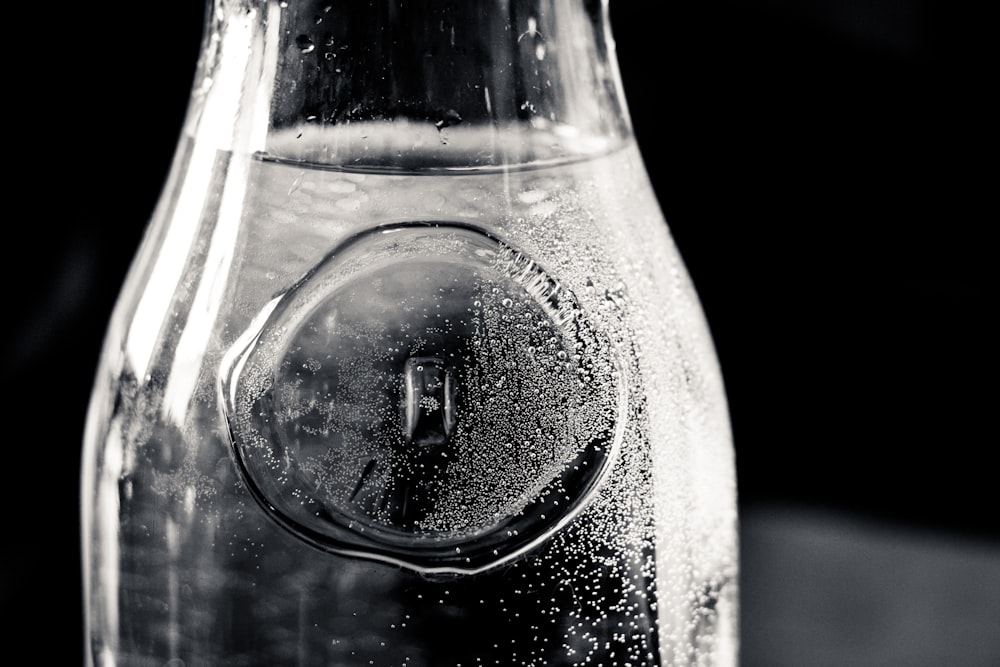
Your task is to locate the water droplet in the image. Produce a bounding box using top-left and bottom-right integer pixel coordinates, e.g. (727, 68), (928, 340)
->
(435, 109), (462, 130)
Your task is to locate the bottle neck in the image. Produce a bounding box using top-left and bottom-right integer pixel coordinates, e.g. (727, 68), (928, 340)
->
(186, 0), (633, 169)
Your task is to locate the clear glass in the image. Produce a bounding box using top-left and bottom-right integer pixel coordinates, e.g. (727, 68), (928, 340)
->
(81, 1), (739, 665)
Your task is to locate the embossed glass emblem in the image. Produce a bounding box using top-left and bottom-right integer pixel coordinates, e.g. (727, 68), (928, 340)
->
(220, 222), (624, 573)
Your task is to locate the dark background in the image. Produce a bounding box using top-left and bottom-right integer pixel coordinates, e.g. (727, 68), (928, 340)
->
(5, 1), (994, 664)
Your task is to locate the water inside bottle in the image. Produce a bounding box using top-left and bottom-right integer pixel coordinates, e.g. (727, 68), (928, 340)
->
(89, 125), (737, 665)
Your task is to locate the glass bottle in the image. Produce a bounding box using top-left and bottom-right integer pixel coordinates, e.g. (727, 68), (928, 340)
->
(81, 1), (739, 665)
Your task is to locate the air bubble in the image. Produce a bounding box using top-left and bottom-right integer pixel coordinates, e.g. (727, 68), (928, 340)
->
(295, 34), (315, 53)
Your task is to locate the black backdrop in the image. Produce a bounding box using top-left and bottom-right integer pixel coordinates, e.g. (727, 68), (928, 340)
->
(4, 1), (993, 664)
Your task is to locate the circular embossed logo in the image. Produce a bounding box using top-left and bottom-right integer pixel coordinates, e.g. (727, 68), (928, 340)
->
(220, 222), (624, 573)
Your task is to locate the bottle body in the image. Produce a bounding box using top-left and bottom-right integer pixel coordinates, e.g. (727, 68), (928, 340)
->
(82, 3), (738, 665)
